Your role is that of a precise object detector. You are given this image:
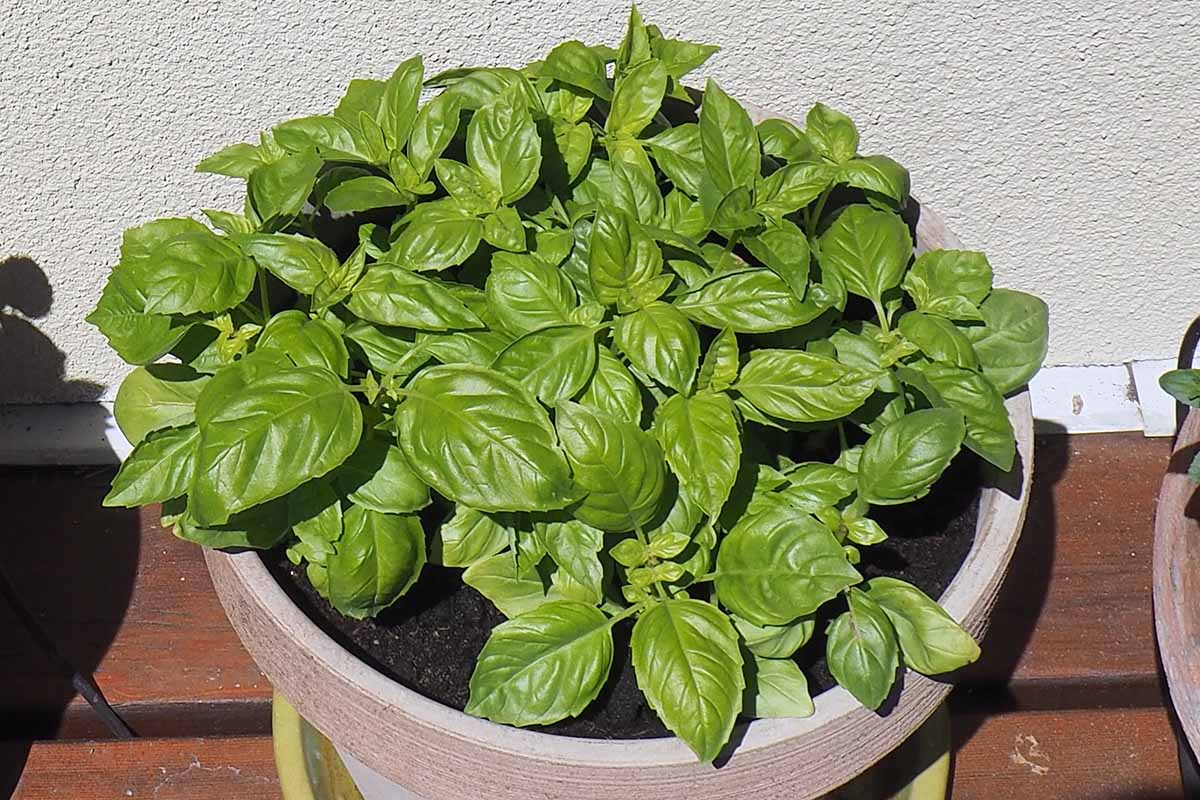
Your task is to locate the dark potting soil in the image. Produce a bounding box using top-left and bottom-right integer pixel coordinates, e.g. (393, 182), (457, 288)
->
(264, 451), (982, 741)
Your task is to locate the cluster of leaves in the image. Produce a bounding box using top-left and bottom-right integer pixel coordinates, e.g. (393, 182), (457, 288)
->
(90, 7), (1049, 762)
(1162, 369), (1200, 480)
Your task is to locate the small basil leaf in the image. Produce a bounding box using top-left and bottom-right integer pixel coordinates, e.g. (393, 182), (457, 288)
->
(654, 391), (742, 517)
(328, 506), (425, 619)
(699, 79), (758, 193)
(588, 205), (664, 306)
(909, 362), (1016, 471)
(734, 349), (879, 422)
(485, 251), (578, 334)
(346, 263), (484, 331)
(324, 176), (408, 213)
(826, 588), (899, 709)
(435, 506), (513, 568)
(103, 425), (199, 508)
(463, 552), (548, 618)
(857, 408), (965, 506)
(579, 346), (644, 424)
(380, 56), (424, 150)
(113, 364), (209, 446)
(732, 614), (815, 659)
(607, 58), (668, 138)
(897, 311), (979, 370)
(756, 118), (816, 164)
(467, 87), (542, 204)
(542, 41), (613, 100)
(744, 655), (814, 719)
(838, 155), (910, 205)
(612, 301), (699, 393)
(866, 576), (981, 674)
(806, 103), (859, 163)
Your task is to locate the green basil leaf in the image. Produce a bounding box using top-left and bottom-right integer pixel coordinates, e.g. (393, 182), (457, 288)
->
(898, 311), (979, 370)
(103, 425), (199, 507)
(173, 496), (291, 550)
(257, 311), (350, 376)
(435, 506), (512, 567)
(380, 56), (424, 150)
(744, 655), (814, 719)
(654, 391), (741, 517)
(857, 408), (965, 506)
(87, 268), (191, 365)
(827, 589), (899, 709)
(435, 66), (541, 111)
(697, 327), (739, 391)
(328, 506), (425, 619)
(903, 249), (993, 312)
(542, 40), (612, 100)
(608, 139), (663, 224)
(346, 263), (484, 331)
(333, 78), (386, 127)
(866, 576), (980, 674)
(248, 148), (322, 222)
(434, 159), (500, 213)
(613, 301), (698, 393)
(467, 601), (614, 725)
(541, 519), (605, 605)
(734, 349), (879, 422)
(673, 268), (824, 333)
(388, 202), (485, 271)
(732, 614), (815, 659)
(467, 88), (542, 204)
(196, 141), (272, 178)
(485, 251), (577, 334)
(493, 324), (598, 404)
(133, 230), (254, 315)
(419, 329), (513, 367)
(556, 400), (665, 532)
(839, 155), (910, 205)
(240, 233), (356, 309)
(396, 365), (576, 511)
(616, 5), (653, 71)
(958, 289), (1050, 395)
(631, 598), (744, 763)
(482, 206), (527, 252)
(191, 366), (362, 525)
(323, 176), (408, 213)
(700, 79), (758, 193)
(334, 431), (431, 514)
(274, 115), (375, 163)
(463, 551), (548, 618)
(743, 218), (810, 299)
(806, 103), (859, 163)
(756, 118), (816, 163)
(1162, 369), (1200, 408)
(408, 91), (463, 180)
(288, 482), (342, 564)
(588, 205), (663, 306)
(579, 345), (644, 423)
(645, 123), (705, 197)
(202, 208), (256, 235)
(777, 462), (857, 512)
(552, 120), (594, 183)
(113, 364), (209, 446)
(754, 163), (836, 218)
(343, 321), (422, 374)
(715, 502), (860, 625)
(817, 204), (912, 303)
(651, 34), (719, 79)
(910, 362), (1016, 471)
(607, 58), (668, 138)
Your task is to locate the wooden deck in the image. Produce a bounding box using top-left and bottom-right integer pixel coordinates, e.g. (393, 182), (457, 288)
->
(0, 433), (1185, 798)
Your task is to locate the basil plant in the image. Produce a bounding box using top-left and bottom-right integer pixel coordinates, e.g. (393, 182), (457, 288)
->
(91, 7), (1049, 762)
(1162, 369), (1200, 480)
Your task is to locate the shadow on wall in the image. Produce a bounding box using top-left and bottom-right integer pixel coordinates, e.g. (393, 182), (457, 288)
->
(0, 256), (140, 796)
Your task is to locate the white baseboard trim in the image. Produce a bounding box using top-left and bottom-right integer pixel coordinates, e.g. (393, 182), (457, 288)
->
(0, 360), (1186, 464)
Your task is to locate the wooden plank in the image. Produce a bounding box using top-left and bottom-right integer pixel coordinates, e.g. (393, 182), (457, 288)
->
(6, 736), (279, 799)
(952, 707), (1184, 799)
(0, 467), (270, 738)
(960, 433), (1172, 709)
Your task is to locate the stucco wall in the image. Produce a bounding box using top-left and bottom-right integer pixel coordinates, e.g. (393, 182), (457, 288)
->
(2, 0), (1196, 402)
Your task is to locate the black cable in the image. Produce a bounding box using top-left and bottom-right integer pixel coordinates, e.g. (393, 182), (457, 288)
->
(0, 561), (134, 738)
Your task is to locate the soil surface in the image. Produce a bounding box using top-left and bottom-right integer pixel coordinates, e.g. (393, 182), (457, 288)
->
(265, 452), (982, 741)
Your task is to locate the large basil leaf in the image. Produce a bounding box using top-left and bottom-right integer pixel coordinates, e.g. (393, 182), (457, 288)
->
(408, 91), (463, 180)
(137, 231), (255, 315)
(388, 202), (484, 271)
(380, 56), (423, 150)
(556, 400), (665, 532)
(274, 116), (375, 163)
(817, 205), (912, 303)
(87, 268), (191, 365)
(395, 365), (576, 511)
(190, 366), (362, 525)
(827, 589), (899, 709)
(607, 140), (663, 225)
(631, 599), (743, 763)
(777, 462), (856, 513)
(734, 350), (879, 422)
(699, 79), (758, 193)
(342, 321), (422, 374)
(323, 176), (408, 213)
(104, 425), (199, 507)
(248, 148), (322, 222)
(653, 391), (741, 517)
(492, 324), (598, 404)
(579, 346), (643, 423)
(113, 364), (209, 446)
(898, 311), (979, 370)
(838, 155), (909, 205)
(328, 505), (425, 619)
(435, 506), (511, 567)
(673, 269), (823, 333)
(613, 301), (698, 393)
(346, 263), (484, 331)
(467, 88), (542, 203)
(959, 289), (1050, 394)
(866, 577), (980, 674)
(744, 655), (814, 719)
(588, 205), (663, 306)
(754, 163), (835, 218)
(742, 219), (810, 299)
(911, 362), (1016, 471)
(607, 58), (667, 138)
(857, 408), (965, 506)
(715, 502), (860, 625)
(485, 251), (577, 334)
(467, 601), (614, 726)
(173, 496), (292, 550)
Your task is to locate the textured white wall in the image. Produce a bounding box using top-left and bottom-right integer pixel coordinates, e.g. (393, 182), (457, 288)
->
(2, 0), (1197, 402)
